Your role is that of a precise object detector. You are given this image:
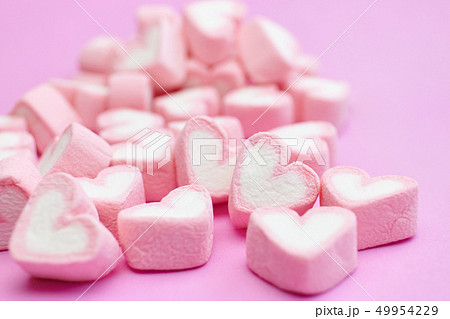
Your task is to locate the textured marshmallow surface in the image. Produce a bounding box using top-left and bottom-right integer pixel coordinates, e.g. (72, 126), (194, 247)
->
(118, 185), (213, 270)
(0, 156), (41, 250)
(38, 123), (112, 178)
(321, 166), (418, 250)
(228, 132), (320, 228)
(175, 116), (237, 203)
(9, 173), (121, 281)
(246, 206), (357, 294)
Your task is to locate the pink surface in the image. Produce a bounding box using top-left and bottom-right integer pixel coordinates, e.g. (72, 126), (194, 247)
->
(0, 0), (449, 300)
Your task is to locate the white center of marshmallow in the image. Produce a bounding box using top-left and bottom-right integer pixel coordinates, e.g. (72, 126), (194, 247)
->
(26, 190), (89, 255)
(332, 173), (404, 201)
(0, 132), (21, 148)
(261, 212), (346, 253)
(131, 190), (207, 218)
(240, 141), (305, 207)
(79, 172), (136, 199)
(38, 130), (71, 176)
(189, 129), (234, 192)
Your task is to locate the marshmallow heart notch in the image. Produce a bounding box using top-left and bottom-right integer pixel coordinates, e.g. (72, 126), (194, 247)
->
(9, 173), (122, 281)
(246, 206), (357, 295)
(320, 166), (418, 250)
(118, 185), (214, 271)
(228, 132), (320, 228)
(174, 116), (237, 204)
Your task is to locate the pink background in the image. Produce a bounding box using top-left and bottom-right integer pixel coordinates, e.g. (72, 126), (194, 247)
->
(0, 0), (449, 300)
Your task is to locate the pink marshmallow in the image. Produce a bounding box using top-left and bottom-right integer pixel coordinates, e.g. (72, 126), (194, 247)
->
(107, 72), (152, 111)
(115, 18), (186, 93)
(78, 165), (145, 240)
(0, 131), (36, 155)
(246, 206), (357, 294)
(38, 123), (112, 178)
(96, 109), (165, 145)
(286, 76), (350, 129)
(0, 148), (36, 163)
(321, 166), (418, 250)
(228, 132), (320, 228)
(238, 16), (300, 83)
(175, 116), (237, 203)
(110, 129), (176, 202)
(73, 71), (108, 86)
(49, 78), (84, 105)
(9, 173), (121, 281)
(79, 36), (121, 74)
(183, 0), (247, 65)
(223, 85), (294, 137)
(118, 185), (213, 270)
(281, 54), (320, 88)
(74, 84), (109, 131)
(0, 115), (28, 132)
(270, 121), (338, 165)
(210, 59), (246, 96)
(136, 4), (180, 33)
(153, 86), (220, 122)
(12, 84), (81, 153)
(0, 156), (41, 250)
(184, 59), (210, 88)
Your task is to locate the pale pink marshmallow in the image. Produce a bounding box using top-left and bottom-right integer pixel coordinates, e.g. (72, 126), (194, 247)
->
(0, 131), (36, 155)
(74, 84), (109, 130)
(175, 116), (237, 204)
(136, 4), (181, 33)
(96, 109), (165, 145)
(12, 84), (81, 153)
(0, 148), (36, 163)
(286, 76), (350, 129)
(78, 165), (145, 240)
(115, 18), (186, 93)
(38, 123), (112, 178)
(270, 121), (338, 165)
(0, 156), (41, 250)
(0, 115), (27, 132)
(223, 85), (294, 137)
(281, 54), (320, 87)
(49, 78), (84, 105)
(210, 59), (246, 96)
(110, 129), (176, 202)
(321, 166), (418, 250)
(228, 132), (320, 228)
(118, 185), (213, 270)
(184, 59), (210, 88)
(153, 86), (220, 122)
(9, 173), (121, 281)
(168, 116), (244, 140)
(246, 206), (357, 295)
(107, 72), (152, 111)
(238, 16), (300, 83)
(183, 0), (247, 65)
(79, 36), (121, 74)
(73, 71), (108, 86)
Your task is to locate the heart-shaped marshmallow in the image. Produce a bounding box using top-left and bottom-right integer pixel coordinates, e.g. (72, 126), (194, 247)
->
(270, 121), (338, 165)
(0, 115), (28, 132)
(38, 123), (112, 178)
(118, 185), (213, 270)
(246, 206), (357, 295)
(183, 0), (247, 65)
(111, 129), (176, 202)
(321, 166), (418, 250)
(223, 85), (294, 137)
(12, 84), (81, 153)
(238, 17), (300, 83)
(78, 36), (121, 74)
(285, 76), (350, 129)
(153, 86), (220, 123)
(0, 156), (41, 250)
(96, 108), (165, 144)
(107, 72), (153, 111)
(78, 165), (145, 240)
(175, 116), (237, 204)
(228, 132), (320, 228)
(114, 17), (186, 93)
(9, 173), (121, 281)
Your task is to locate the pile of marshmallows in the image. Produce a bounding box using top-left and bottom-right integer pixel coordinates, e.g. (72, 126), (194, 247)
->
(0, 1), (418, 295)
